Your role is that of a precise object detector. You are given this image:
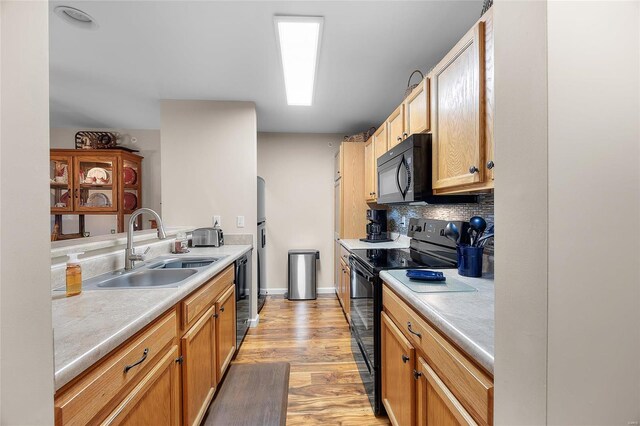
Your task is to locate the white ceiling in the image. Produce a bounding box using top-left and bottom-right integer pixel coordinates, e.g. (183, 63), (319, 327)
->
(49, 1), (483, 133)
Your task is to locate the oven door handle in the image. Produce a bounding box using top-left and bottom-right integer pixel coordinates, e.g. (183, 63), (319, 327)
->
(352, 264), (374, 282)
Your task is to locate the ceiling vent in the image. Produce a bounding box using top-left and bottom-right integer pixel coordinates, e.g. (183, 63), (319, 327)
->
(54, 6), (98, 30)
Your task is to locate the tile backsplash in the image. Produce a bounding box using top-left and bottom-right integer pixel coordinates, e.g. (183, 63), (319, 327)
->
(385, 193), (495, 272)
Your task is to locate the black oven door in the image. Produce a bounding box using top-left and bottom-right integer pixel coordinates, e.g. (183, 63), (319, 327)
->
(377, 148), (414, 204)
(349, 256), (377, 409)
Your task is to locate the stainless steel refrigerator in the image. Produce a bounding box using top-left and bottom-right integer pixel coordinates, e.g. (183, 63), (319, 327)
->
(257, 177), (267, 313)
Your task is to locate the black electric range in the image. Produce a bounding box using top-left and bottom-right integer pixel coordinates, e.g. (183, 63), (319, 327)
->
(348, 218), (469, 416)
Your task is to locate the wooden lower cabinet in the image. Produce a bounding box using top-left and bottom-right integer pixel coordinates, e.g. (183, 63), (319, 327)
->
(382, 284), (493, 426)
(54, 266), (239, 426)
(381, 312), (415, 426)
(181, 306), (217, 426)
(416, 357), (477, 426)
(215, 285), (236, 379)
(102, 346), (181, 426)
(337, 258), (351, 319)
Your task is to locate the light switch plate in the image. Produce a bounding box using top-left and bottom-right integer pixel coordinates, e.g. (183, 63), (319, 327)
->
(237, 216), (245, 228)
(213, 215), (221, 227)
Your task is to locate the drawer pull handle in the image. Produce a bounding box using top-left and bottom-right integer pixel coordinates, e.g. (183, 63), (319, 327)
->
(124, 348), (149, 373)
(407, 322), (422, 338)
(402, 354), (410, 363)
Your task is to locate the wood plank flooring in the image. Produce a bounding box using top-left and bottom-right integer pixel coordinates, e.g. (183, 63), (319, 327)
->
(233, 295), (390, 426)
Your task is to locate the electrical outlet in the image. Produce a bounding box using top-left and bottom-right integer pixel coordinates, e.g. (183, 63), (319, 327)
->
(400, 216), (407, 227)
(237, 216), (245, 228)
(213, 215), (221, 227)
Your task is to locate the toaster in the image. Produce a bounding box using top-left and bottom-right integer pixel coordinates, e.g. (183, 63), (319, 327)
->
(192, 227), (224, 247)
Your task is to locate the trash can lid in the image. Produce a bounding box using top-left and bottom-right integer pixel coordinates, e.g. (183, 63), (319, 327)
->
(288, 249), (320, 259)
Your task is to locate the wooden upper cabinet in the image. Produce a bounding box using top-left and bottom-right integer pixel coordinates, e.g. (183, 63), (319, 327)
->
(483, 9), (495, 183)
(364, 137), (376, 202)
(416, 356), (477, 426)
(381, 311), (416, 426)
(334, 147), (342, 181)
(373, 123), (388, 161)
(431, 20), (485, 191)
(215, 285), (236, 381)
(102, 346), (181, 426)
(181, 306), (217, 426)
(387, 104), (406, 150)
(405, 78), (430, 135)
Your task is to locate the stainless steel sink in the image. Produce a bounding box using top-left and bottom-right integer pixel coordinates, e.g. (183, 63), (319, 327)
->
(53, 255), (227, 291)
(149, 257), (222, 270)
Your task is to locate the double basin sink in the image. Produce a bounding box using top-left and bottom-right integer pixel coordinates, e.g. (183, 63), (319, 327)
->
(77, 256), (227, 290)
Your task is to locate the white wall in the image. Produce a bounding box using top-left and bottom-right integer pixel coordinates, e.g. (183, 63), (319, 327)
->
(546, 2), (640, 423)
(0, 0), (55, 423)
(50, 127), (161, 234)
(257, 133), (341, 293)
(160, 100), (258, 317)
(493, 2), (549, 423)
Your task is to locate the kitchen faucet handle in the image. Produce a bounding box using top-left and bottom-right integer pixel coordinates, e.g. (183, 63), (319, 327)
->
(143, 246), (151, 255)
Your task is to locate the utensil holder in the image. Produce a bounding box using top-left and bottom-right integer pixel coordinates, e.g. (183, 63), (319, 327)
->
(457, 245), (484, 277)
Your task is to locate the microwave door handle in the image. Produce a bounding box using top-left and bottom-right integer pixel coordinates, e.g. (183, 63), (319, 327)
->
(397, 156), (409, 199)
(395, 158), (403, 197)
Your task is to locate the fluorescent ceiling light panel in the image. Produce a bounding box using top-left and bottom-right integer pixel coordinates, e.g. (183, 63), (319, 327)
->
(275, 16), (323, 106)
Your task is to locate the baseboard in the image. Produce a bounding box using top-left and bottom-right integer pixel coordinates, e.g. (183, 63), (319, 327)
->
(249, 314), (260, 328)
(261, 287), (335, 296)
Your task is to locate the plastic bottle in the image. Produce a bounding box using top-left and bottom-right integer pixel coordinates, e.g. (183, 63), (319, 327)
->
(66, 252), (84, 297)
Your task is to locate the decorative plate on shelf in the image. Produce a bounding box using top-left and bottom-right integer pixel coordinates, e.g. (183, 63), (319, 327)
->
(123, 192), (138, 210)
(86, 193), (111, 207)
(86, 167), (110, 184)
(123, 166), (137, 185)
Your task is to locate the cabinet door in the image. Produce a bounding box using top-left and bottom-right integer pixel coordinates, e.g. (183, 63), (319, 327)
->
(405, 78), (430, 135)
(215, 285), (236, 380)
(416, 357), (477, 426)
(387, 104), (406, 149)
(181, 306), (217, 426)
(343, 264), (351, 318)
(334, 146), (342, 181)
(334, 179), (341, 238)
(102, 346), (181, 426)
(381, 312), (415, 426)
(74, 154), (119, 212)
(373, 122), (388, 161)
(431, 21), (485, 190)
(364, 138), (376, 201)
(50, 155), (74, 213)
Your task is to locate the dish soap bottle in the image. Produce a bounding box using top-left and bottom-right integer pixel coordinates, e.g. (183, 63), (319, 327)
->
(66, 252), (84, 297)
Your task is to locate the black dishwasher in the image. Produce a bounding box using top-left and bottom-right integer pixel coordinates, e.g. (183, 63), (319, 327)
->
(235, 252), (251, 350)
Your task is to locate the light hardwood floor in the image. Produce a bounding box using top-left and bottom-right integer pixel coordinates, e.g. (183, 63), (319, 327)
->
(233, 295), (390, 426)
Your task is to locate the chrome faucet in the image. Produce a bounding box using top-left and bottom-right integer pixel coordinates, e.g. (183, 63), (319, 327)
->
(125, 208), (167, 270)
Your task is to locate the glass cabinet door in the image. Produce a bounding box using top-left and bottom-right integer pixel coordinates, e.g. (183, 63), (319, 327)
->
(121, 158), (140, 214)
(50, 155), (73, 213)
(74, 155), (118, 212)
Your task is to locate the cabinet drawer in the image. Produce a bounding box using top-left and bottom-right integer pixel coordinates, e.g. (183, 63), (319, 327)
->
(181, 265), (234, 330)
(55, 309), (178, 426)
(382, 285), (493, 426)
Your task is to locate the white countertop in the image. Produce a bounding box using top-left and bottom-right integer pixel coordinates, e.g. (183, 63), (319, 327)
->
(52, 245), (252, 391)
(379, 269), (494, 374)
(339, 235), (410, 251)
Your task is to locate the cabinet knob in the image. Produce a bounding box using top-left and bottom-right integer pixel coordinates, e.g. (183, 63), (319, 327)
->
(220, 306), (225, 313)
(487, 160), (495, 170)
(402, 354), (410, 363)
(413, 369), (423, 380)
(469, 165), (479, 174)
(372, 192), (376, 196)
(397, 136), (402, 142)
(402, 132), (408, 139)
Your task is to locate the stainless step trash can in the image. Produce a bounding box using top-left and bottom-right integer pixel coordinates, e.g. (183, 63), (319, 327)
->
(287, 249), (320, 300)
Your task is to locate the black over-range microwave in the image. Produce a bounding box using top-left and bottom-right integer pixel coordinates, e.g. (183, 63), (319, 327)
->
(376, 134), (477, 204)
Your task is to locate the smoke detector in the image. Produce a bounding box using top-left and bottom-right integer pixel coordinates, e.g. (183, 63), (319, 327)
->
(54, 6), (98, 30)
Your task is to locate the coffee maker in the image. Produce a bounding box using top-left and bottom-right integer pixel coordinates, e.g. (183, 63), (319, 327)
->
(360, 209), (393, 243)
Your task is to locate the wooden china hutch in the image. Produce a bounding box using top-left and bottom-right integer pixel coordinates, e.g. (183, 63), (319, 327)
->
(50, 149), (143, 240)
